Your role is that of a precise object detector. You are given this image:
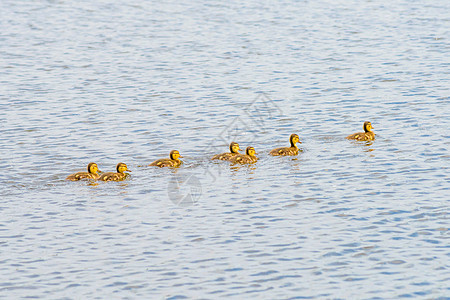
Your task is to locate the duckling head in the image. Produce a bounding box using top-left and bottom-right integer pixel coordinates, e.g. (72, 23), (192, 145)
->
(88, 162), (100, 174)
(289, 134), (301, 146)
(170, 150), (182, 160)
(363, 121), (373, 132)
(230, 142), (241, 154)
(116, 162), (131, 173)
(246, 146), (256, 157)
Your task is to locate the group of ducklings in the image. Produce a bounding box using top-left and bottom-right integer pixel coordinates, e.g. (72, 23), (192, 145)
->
(66, 122), (375, 182)
(66, 162), (130, 182)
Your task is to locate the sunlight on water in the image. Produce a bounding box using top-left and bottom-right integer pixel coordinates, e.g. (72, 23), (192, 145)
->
(1, 0), (449, 298)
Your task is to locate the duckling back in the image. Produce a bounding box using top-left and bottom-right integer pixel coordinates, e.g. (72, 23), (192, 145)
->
(230, 147), (258, 164)
(212, 152), (239, 161)
(269, 146), (299, 156)
(269, 134), (300, 156)
(66, 163), (100, 181)
(347, 122), (375, 141)
(98, 172), (126, 181)
(212, 142), (241, 161)
(66, 172), (99, 181)
(98, 163), (130, 181)
(346, 131), (375, 141)
(230, 154), (258, 164)
(149, 150), (183, 168)
(150, 159), (179, 167)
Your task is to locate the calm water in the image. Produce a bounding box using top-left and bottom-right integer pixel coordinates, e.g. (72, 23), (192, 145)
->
(1, 0), (449, 298)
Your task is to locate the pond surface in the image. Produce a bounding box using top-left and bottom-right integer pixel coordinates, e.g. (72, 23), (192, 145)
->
(1, 0), (449, 298)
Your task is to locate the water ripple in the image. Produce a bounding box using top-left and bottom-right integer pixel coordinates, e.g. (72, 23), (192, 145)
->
(1, 0), (449, 298)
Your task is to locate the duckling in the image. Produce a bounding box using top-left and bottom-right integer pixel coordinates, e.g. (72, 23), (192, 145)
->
(98, 162), (131, 181)
(230, 146), (258, 164)
(346, 121), (375, 141)
(149, 150), (183, 168)
(66, 162), (101, 181)
(269, 134), (301, 156)
(212, 142), (241, 161)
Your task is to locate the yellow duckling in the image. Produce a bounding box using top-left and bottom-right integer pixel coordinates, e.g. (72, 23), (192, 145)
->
(346, 121), (375, 141)
(229, 146), (258, 164)
(149, 150), (183, 168)
(269, 134), (301, 156)
(98, 162), (131, 181)
(212, 142), (241, 161)
(66, 162), (101, 181)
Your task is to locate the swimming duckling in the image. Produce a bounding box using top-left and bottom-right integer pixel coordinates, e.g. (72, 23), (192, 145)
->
(66, 162), (101, 181)
(149, 150), (183, 168)
(212, 142), (241, 161)
(269, 134), (301, 156)
(98, 162), (131, 181)
(229, 146), (258, 164)
(346, 121), (375, 141)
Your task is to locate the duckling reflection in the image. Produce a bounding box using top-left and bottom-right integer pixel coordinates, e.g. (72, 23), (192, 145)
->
(66, 162), (101, 181)
(98, 163), (131, 181)
(149, 150), (183, 168)
(347, 121), (375, 141)
(229, 146), (258, 164)
(269, 134), (301, 156)
(212, 142), (241, 161)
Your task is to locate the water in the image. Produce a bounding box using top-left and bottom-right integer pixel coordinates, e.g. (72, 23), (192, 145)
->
(1, 0), (449, 298)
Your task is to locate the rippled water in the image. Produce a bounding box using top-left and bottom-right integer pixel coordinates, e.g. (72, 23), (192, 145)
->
(1, 0), (449, 298)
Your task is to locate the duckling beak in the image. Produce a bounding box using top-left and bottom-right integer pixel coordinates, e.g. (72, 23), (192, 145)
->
(179, 155), (183, 158)
(127, 169), (132, 172)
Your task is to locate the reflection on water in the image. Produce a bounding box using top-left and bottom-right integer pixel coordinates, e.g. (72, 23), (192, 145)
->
(1, 0), (449, 298)
(362, 142), (375, 153)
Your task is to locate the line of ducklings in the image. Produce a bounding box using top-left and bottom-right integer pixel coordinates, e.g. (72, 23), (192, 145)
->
(66, 122), (375, 182)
